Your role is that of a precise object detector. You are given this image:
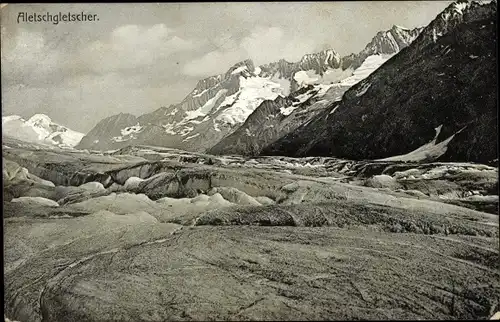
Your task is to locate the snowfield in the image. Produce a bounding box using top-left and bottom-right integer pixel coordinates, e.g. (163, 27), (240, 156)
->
(215, 76), (285, 126)
(184, 89), (228, 121)
(340, 54), (395, 86)
(377, 124), (465, 162)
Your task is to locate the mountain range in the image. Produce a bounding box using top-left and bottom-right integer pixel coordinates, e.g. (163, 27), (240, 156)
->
(262, 0), (497, 164)
(3, 0), (497, 165)
(75, 24), (423, 153)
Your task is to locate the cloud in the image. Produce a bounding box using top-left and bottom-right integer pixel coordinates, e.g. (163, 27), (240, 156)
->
(79, 24), (197, 73)
(239, 26), (285, 63)
(182, 48), (244, 77)
(1, 23), (202, 131)
(1, 23), (199, 86)
(182, 26), (319, 77)
(1, 29), (62, 84)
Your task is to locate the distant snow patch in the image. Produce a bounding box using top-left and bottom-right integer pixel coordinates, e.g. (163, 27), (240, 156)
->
(192, 88), (209, 98)
(329, 106), (339, 115)
(452, 1), (469, 14)
(162, 123), (177, 135)
(385, 31), (400, 52)
(184, 89), (228, 121)
(183, 133), (200, 141)
(393, 25), (409, 30)
(377, 124), (466, 162)
(356, 83), (371, 97)
(179, 126), (195, 136)
(269, 75), (291, 96)
(112, 136), (127, 142)
(219, 92), (239, 109)
(293, 89), (317, 105)
(316, 84), (335, 96)
(280, 105), (298, 116)
(294, 70), (319, 87)
(188, 116), (210, 125)
(2, 115), (24, 125)
(121, 124), (143, 136)
(340, 54), (394, 86)
(279, 85), (325, 116)
(213, 119), (221, 132)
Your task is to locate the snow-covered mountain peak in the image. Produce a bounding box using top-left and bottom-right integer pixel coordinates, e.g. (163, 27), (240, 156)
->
(363, 25), (422, 55)
(225, 59), (256, 77)
(78, 24), (423, 152)
(391, 25), (410, 31)
(187, 60), (258, 101)
(300, 49), (341, 66)
(26, 114), (53, 128)
(2, 114), (84, 148)
(412, 0), (496, 46)
(438, 0), (472, 21)
(2, 115), (24, 126)
(452, 0), (471, 12)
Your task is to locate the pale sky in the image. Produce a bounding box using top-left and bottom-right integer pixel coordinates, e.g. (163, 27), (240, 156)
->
(1, 2), (452, 132)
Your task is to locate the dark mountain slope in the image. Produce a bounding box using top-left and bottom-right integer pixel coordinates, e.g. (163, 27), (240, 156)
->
(262, 1), (497, 164)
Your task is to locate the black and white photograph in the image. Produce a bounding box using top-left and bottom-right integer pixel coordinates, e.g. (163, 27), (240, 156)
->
(1, 1), (499, 321)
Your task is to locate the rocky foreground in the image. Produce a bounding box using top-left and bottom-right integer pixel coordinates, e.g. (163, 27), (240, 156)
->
(3, 136), (499, 321)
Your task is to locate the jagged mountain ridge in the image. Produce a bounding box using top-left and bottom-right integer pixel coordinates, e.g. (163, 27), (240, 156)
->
(262, 0), (497, 164)
(2, 114), (84, 148)
(208, 26), (423, 156)
(78, 59), (285, 152)
(76, 25), (422, 152)
(341, 25), (422, 71)
(259, 25), (423, 91)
